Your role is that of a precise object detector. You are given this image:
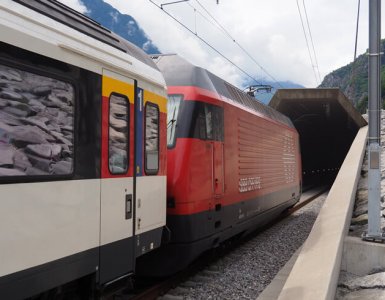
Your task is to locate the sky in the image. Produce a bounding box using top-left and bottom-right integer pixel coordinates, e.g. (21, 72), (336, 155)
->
(59, 0), (383, 89)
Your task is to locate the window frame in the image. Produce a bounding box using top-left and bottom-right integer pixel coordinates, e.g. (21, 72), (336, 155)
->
(211, 104), (224, 142)
(193, 102), (224, 142)
(166, 94), (183, 149)
(144, 101), (160, 175)
(108, 92), (130, 175)
(0, 59), (77, 182)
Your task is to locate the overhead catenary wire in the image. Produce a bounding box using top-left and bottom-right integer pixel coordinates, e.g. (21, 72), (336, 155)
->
(302, 0), (322, 84)
(186, 2), (221, 34)
(194, 0), (239, 41)
(186, 1), (244, 46)
(193, 0), (283, 88)
(296, 0), (319, 86)
(350, 0), (361, 104)
(353, 0), (361, 62)
(151, 0), (265, 86)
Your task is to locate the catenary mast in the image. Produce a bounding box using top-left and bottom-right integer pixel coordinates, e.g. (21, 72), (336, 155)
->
(363, 0), (384, 241)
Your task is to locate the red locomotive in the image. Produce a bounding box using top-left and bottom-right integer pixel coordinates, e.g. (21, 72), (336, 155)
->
(137, 54), (302, 276)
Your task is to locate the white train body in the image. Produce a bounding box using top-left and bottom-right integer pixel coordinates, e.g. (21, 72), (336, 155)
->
(0, 1), (167, 298)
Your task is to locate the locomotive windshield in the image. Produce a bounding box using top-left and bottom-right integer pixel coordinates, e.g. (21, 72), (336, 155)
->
(167, 94), (182, 146)
(167, 97), (225, 147)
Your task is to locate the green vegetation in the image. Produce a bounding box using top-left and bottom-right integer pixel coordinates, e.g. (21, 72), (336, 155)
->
(356, 95), (368, 114)
(319, 39), (385, 112)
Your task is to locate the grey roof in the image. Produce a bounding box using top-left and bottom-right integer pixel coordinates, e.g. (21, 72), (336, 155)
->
(152, 54), (294, 128)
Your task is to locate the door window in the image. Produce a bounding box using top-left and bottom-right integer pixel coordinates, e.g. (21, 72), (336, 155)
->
(108, 94), (129, 174)
(145, 102), (159, 174)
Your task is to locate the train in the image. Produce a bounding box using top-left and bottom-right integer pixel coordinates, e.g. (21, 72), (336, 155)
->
(0, 0), (167, 299)
(0, 0), (302, 298)
(136, 54), (302, 276)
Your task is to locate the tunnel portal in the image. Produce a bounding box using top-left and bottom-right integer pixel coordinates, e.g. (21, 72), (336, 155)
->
(269, 89), (367, 186)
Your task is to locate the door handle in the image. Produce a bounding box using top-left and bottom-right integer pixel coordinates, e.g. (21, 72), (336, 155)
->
(125, 194), (132, 219)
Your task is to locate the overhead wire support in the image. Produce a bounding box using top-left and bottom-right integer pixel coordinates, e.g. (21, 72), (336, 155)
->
(363, 0), (384, 242)
(186, 2), (220, 33)
(149, 0), (265, 86)
(160, 0), (189, 9)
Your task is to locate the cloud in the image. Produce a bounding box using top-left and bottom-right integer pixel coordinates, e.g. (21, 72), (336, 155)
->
(58, 0), (87, 13)
(58, 0), (385, 88)
(110, 11), (119, 23)
(142, 41), (152, 52)
(126, 21), (136, 36)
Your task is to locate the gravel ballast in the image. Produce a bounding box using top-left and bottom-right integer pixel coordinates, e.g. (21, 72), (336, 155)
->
(161, 194), (327, 300)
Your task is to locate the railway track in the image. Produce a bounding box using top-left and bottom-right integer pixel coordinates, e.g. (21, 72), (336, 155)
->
(105, 186), (330, 300)
(287, 185), (329, 214)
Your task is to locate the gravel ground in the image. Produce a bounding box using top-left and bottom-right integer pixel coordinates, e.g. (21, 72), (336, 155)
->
(161, 194), (327, 300)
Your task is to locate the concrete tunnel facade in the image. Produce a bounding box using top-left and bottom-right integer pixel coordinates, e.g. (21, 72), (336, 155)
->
(269, 88), (367, 186)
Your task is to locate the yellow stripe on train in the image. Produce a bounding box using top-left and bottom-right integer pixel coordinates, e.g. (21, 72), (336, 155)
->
(143, 90), (167, 113)
(102, 75), (167, 113)
(102, 75), (135, 103)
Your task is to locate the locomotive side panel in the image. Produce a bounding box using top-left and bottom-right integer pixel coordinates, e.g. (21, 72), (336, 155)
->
(225, 104), (300, 204)
(136, 54), (302, 277)
(139, 92), (301, 276)
(221, 102), (301, 231)
(166, 90), (301, 243)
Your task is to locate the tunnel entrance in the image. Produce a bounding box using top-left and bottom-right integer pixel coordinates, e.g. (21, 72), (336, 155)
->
(269, 89), (367, 187)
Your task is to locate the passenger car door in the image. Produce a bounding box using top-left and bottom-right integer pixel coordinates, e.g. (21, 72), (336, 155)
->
(99, 69), (135, 284)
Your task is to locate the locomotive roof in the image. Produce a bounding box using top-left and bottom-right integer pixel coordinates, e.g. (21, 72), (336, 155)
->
(152, 54), (294, 128)
(13, 0), (157, 70)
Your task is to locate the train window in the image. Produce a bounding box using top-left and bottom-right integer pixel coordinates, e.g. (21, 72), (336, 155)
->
(0, 64), (74, 177)
(174, 101), (224, 142)
(108, 94), (129, 174)
(205, 105), (213, 140)
(194, 103), (223, 142)
(195, 110), (207, 140)
(212, 106), (224, 141)
(167, 94), (182, 146)
(145, 102), (159, 174)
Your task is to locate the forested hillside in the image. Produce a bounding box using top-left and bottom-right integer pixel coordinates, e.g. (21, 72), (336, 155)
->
(319, 39), (385, 113)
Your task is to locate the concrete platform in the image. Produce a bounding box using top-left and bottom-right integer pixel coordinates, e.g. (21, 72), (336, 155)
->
(342, 236), (385, 276)
(258, 125), (368, 300)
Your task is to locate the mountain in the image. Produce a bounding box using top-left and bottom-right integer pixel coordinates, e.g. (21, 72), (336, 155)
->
(319, 39), (385, 112)
(80, 0), (160, 54)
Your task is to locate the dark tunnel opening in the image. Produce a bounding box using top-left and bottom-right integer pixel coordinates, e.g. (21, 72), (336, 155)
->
(269, 89), (367, 188)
